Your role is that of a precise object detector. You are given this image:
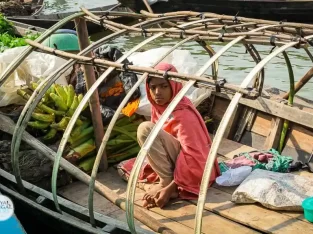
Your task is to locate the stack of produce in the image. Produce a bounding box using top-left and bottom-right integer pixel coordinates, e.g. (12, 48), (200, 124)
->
(75, 115), (142, 173)
(0, 13), (40, 52)
(17, 81), (142, 173)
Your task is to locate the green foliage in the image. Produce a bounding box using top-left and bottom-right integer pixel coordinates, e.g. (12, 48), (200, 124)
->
(0, 13), (41, 53)
(0, 13), (14, 35)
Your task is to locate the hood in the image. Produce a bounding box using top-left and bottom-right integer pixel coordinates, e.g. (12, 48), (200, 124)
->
(146, 62), (191, 115)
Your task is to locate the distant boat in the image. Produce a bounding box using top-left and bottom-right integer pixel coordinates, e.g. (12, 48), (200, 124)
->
(0, 0), (44, 17)
(6, 4), (136, 34)
(118, 0), (313, 23)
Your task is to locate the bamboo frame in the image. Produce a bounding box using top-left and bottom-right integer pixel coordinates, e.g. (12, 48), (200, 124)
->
(194, 34), (313, 234)
(89, 34), (200, 227)
(125, 23), (288, 233)
(11, 12), (182, 210)
(2, 7), (313, 234)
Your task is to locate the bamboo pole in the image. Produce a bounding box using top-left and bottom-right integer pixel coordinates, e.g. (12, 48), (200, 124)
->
(0, 114), (176, 234)
(12, 29), (128, 199)
(125, 23), (270, 232)
(26, 39), (257, 96)
(89, 33), (200, 228)
(126, 33), (305, 47)
(15, 14), (181, 215)
(6, 12), (87, 194)
(194, 34), (313, 234)
(279, 52), (295, 152)
(140, 10), (313, 30)
(0, 12), (84, 87)
(82, 8), (302, 41)
(50, 32), (165, 215)
(282, 67), (313, 100)
(142, 0), (153, 13)
(74, 17), (107, 170)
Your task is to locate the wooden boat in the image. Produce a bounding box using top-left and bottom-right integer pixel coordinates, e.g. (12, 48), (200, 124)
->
(1, 8), (313, 234)
(0, 0), (44, 17)
(118, 0), (313, 23)
(6, 4), (137, 34)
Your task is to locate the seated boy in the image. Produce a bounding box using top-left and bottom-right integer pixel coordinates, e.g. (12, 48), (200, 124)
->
(137, 62), (220, 208)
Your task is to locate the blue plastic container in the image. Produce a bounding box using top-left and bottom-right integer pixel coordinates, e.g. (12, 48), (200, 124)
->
(302, 197), (313, 223)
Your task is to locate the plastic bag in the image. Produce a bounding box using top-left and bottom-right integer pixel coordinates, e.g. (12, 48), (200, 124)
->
(232, 169), (313, 211)
(0, 46), (69, 107)
(128, 48), (211, 116)
(216, 166), (252, 186)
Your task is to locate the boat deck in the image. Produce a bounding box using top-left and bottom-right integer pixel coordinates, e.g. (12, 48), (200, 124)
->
(59, 137), (313, 234)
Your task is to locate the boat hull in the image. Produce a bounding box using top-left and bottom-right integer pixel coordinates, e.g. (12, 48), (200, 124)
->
(119, 0), (313, 23)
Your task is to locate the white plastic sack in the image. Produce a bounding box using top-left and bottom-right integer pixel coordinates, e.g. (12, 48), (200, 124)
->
(216, 166), (252, 186)
(0, 46), (70, 107)
(128, 48), (211, 116)
(232, 169), (313, 211)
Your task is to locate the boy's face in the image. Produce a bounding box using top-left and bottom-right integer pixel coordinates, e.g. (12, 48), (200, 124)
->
(148, 78), (172, 106)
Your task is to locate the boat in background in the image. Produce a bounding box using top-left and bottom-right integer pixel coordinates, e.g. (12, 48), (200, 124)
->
(6, 3), (136, 34)
(0, 0), (44, 17)
(118, 0), (313, 23)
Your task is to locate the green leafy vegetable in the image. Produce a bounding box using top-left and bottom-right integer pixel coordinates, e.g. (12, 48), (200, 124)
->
(0, 13), (41, 53)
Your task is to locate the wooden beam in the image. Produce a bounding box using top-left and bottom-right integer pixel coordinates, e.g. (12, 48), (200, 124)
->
(213, 92), (313, 130)
(74, 18), (107, 170)
(263, 117), (284, 150)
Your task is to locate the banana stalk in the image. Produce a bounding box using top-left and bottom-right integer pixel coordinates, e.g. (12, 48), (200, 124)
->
(78, 156), (96, 173)
(65, 138), (96, 164)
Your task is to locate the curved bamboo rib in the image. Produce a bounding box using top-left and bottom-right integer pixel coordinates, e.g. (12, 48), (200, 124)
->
(11, 12), (183, 214)
(140, 10), (313, 30)
(11, 29), (126, 196)
(194, 34), (313, 234)
(125, 33), (250, 234)
(4, 8), (313, 234)
(0, 12), (85, 87)
(7, 12), (88, 193)
(12, 11), (179, 204)
(88, 34), (200, 227)
(51, 32), (164, 212)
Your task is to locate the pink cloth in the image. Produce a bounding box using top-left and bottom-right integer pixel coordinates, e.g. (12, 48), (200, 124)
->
(225, 151), (274, 169)
(146, 62), (220, 199)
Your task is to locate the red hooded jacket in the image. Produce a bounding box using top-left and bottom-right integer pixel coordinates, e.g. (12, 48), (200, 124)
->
(146, 62), (220, 199)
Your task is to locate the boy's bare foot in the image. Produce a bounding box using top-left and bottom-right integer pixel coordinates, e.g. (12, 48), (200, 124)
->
(142, 181), (178, 209)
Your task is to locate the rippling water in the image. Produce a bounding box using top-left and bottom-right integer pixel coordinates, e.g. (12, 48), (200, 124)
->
(97, 35), (313, 100)
(42, 0), (118, 14)
(43, 0), (312, 100)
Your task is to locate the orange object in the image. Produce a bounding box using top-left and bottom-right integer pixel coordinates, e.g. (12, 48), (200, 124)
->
(100, 82), (124, 98)
(122, 98), (140, 117)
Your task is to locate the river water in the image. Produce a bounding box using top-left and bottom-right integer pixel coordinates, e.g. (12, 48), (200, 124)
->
(43, 0), (313, 101)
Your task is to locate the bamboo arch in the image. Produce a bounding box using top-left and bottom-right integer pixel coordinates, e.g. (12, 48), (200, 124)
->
(1, 7), (312, 234)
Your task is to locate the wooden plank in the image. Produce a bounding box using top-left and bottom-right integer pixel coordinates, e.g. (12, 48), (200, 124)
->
(149, 200), (259, 234)
(263, 117), (284, 150)
(251, 112), (272, 137)
(60, 167), (259, 233)
(286, 125), (313, 154)
(213, 92), (313, 130)
(234, 107), (255, 142)
(190, 187), (313, 234)
(215, 133), (255, 159)
(213, 138), (313, 225)
(108, 207), (193, 234)
(211, 97), (228, 122)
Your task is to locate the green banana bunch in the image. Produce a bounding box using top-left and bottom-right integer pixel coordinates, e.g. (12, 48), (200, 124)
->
(76, 115), (144, 173)
(17, 81), (90, 143)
